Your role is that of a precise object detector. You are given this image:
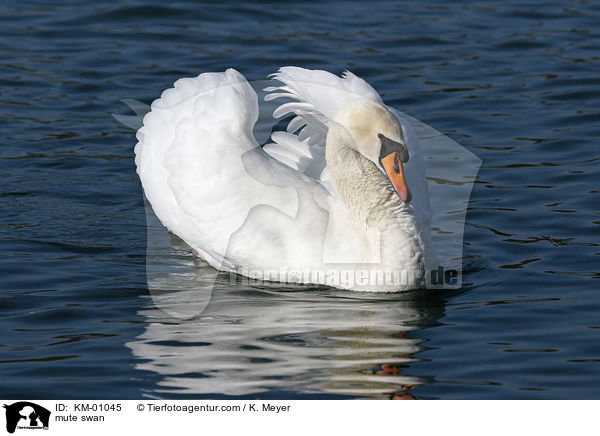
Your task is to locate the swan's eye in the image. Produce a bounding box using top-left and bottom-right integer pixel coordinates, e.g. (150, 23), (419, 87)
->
(378, 133), (409, 164)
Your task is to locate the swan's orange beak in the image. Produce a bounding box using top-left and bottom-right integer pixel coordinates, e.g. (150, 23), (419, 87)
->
(381, 152), (410, 202)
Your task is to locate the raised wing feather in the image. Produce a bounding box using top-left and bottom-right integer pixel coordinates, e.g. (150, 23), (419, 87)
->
(263, 67), (383, 181)
(135, 69), (328, 271)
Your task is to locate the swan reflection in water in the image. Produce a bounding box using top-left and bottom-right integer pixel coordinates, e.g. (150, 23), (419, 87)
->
(127, 231), (447, 399)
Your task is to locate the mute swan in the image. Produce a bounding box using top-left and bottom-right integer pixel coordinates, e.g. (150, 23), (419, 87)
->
(135, 67), (436, 291)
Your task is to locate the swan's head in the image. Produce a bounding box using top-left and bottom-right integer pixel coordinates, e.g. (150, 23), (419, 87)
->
(333, 99), (410, 202)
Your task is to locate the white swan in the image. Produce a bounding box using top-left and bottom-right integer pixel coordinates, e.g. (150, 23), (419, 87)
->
(135, 67), (436, 291)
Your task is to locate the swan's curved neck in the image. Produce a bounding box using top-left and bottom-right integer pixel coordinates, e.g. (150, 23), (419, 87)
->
(325, 123), (426, 271)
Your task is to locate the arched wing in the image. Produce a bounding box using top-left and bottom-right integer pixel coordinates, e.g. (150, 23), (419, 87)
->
(135, 69), (329, 270)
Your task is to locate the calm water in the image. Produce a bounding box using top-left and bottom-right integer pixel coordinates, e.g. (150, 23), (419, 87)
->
(1, 0), (599, 399)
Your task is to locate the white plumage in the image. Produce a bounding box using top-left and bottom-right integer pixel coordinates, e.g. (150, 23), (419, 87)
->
(135, 67), (436, 291)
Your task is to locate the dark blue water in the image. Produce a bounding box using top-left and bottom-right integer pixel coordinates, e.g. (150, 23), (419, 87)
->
(1, 0), (599, 399)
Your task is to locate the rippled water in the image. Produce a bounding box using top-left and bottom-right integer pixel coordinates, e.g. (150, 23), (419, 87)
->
(1, 0), (599, 399)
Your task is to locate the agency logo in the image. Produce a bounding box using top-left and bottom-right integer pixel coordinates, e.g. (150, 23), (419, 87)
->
(3, 402), (50, 434)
